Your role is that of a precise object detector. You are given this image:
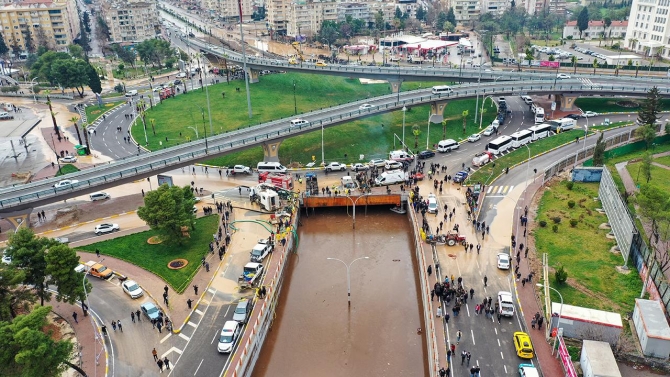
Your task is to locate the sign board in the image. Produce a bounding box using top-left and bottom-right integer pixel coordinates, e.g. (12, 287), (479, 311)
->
(551, 102), (556, 111)
(540, 61), (560, 68)
(558, 336), (578, 377)
(360, 154), (364, 160)
(157, 174), (173, 187)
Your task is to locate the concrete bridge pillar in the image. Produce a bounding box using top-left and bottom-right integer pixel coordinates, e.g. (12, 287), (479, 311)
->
(261, 140), (282, 162)
(429, 100), (449, 124)
(2, 208), (33, 231)
(389, 80), (403, 94)
(246, 68), (260, 84)
(555, 93), (580, 111)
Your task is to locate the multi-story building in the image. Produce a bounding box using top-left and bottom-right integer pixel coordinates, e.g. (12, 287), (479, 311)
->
(533, 0), (566, 15)
(286, 0), (338, 38)
(267, 0), (289, 35)
(101, 0), (161, 43)
(337, 2), (370, 24)
(452, 0), (480, 22)
(0, 0), (80, 53)
(563, 20), (628, 40)
(482, 0), (510, 16)
(625, 0), (670, 59)
(209, 0), (253, 21)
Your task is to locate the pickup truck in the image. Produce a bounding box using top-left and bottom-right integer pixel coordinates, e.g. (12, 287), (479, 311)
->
(82, 261), (113, 279)
(250, 239), (273, 263)
(238, 263), (264, 290)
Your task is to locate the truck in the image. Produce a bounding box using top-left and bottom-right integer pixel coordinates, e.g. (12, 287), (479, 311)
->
(238, 262), (264, 289)
(472, 151), (494, 167)
(375, 171), (408, 186)
(341, 176), (358, 190)
(258, 172), (293, 190)
(547, 118), (577, 132)
(305, 172), (319, 196)
(83, 261), (113, 279)
(249, 185), (281, 211)
(250, 239), (273, 263)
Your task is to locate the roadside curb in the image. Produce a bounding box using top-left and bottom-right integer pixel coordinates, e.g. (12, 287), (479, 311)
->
(37, 211), (138, 235)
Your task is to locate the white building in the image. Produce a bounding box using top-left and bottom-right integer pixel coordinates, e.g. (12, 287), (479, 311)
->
(452, 0), (480, 22)
(519, 0), (566, 15)
(102, 0), (161, 44)
(337, 3), (371, 24)
(625, 0), (670, 59)
(482, 0), (511, 16)
(563, 20), (628, 40)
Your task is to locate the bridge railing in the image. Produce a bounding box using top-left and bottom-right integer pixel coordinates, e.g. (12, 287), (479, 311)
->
(1, 82), (669, 209)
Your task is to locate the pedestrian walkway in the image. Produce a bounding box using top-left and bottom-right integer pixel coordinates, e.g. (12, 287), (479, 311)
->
(485, 184), (515, 197)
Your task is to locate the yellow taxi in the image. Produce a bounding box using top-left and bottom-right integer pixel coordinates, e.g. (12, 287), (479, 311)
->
(315, 61), (328, 67)
(513, 332), (534, 359)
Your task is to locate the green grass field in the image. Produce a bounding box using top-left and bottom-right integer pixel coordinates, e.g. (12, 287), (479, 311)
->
(133, 73), (495, 167)
(55, 164), (80, 176)
(653, 154), (670, 167)
(85, 101), (125, 124)
(468, 130), (581, 184)
(626, 161), (670, 189)
(575, 97), (670, 114)
(76, 215), (219, 293)
(534, 181), (643, 314)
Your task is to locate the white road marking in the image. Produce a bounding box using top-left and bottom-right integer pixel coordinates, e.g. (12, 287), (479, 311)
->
(187, 321), (197, 328)
(211, 329), (219, 344)
(160, 333), (172, 343)
(504, 364), (508, 373)
(497, 338), (501, 347)
(161, 346), (183, 358)
(193, 358), (204, 375)
(208, 288), (216, 294)
(195, 309), (204, 315)
(471, 329), (476, 345)
(500, 351), (504, 359)
(179, 333), (190, 341)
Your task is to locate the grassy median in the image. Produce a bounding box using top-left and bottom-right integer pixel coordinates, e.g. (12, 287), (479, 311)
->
(55, 164), (80, 176)
(534, 181), (643, 314)
(77, 215), (219, 293)
(85, 100), (125, 124)
(134, 72), (496, 167)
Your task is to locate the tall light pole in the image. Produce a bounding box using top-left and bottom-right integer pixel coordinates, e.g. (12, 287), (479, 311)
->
(326, 256), (370, 307)
(83, 260), (104, 377)
(200, 107), (208, 151)
(402, 106), (407, 148)
(537, 283), (564, 355)
(293, 79), (297, 115)
(342, 193), (370, 228)
(30, 77), (38, 103)
(479, 95), (492, 129)
(321, 123), (325, 165)
(474, 30), (487, 121)
(238, 0), (253, 119)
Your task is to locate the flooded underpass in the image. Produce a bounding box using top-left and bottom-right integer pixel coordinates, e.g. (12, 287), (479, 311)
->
(253, 208), (428, 377)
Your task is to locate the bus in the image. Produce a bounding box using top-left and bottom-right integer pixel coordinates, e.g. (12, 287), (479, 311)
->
(510, 130), (533, 148)
(432, 85), (453, 95)
(487, 135), (513, 155)
(534, 108), (545, 124)
(528, 124), (552, 140)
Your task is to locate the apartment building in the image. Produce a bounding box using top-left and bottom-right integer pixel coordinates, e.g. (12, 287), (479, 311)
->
(201, 0), (253, 21)
(563, 20), (628, 40)
(482, 0), (510, 16)
(533, 0), (566, 15)
(625, 0), (670, 59)
(452, 0), (480, 22)
(0, 0), (80, 53)
(101, 0), (161, 43)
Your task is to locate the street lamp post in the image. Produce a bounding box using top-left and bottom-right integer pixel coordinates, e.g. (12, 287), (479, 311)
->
(321, 123), (325, 165)
(238, 0), (253, 118)
(537, 283), (564, 355)
(50, 132), (62, 174)
(83, 260), (103, 376)
(326, 256), (370, 307)
(479, 95), (493, 129)
(30, 78), (38, 103)
(402, 106), (407, 148)
(293, 79), (297, 115)
(200, 108), (208, 151)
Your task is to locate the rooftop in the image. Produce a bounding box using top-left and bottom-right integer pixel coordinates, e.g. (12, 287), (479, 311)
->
(565, 20), (628, 27)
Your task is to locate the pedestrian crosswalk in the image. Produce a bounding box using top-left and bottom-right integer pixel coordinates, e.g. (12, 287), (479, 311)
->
(578, 78), (600, 88)
(485, 185), (515, 197)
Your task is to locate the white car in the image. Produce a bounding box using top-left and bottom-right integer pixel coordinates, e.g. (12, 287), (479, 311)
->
(59, 155), (77, 163)
(351, 163), (368, 172)
(359, 103), (375, 110)
(1, 253), (11, 265)
(94, 223), (120, 235)
(368, 159), (385, 168)
(218, 320), (243, 353)
(497, 253), (510, 270)
(427, 194), (438, 213)
(53, 179), (79, 190)
(556, 73), (571, 79)
(467, 134), (481, 142)
(121, 280), (144, 299)
(483, 126), (495, 136)
(385, 160), (403, 170)
(582, 111), (598, 118)
(325, 162), (346, 172)
(124, 90), (138, 97)
(232, 165), (252, 174)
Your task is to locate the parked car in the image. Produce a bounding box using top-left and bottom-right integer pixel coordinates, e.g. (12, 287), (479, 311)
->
(94, 223), (120, 235)
(59, 155), (77, 163)
(325, 162), (346, 172)
(217, 320), (243, 353)
(417, 150), (435, 159)
(513, 332), (534, 359)
(497, 253), (510, 270)
(232, 299), (251, 323)
(368, 159), (385, 168)
(483, 126), (495, 136)
(384, 160), (403, 170)
(232, 165), (252, 174)
(565, 114), (582, 120)
(351, 163), (369, 172)
(453, 171), (469, 183)
(582, 111), (598, 118)
(53, 179), (79, 190)
(467, 134), (481, 142)
(124, 90), (138, 97)
(140, 302), (161, 321)
(122, 280), (144, 299)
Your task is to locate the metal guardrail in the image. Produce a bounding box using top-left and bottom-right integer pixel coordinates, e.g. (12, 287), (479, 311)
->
(1, 82), (669, 211)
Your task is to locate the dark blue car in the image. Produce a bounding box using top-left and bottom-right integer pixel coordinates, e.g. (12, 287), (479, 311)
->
(453, 171), (469, 183)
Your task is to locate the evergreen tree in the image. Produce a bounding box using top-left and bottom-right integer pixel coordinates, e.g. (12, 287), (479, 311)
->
(87, 63), (102, 94)
(446, 8), (457, 26)
(577, 7), (589, 38)
(23, 28), (35, 54)
(592, 132), (606, 166)
(637, 86), (661, 127)
(0, 33), (8, 56)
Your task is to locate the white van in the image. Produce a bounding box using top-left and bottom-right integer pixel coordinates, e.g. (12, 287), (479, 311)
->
(437, 139), (459, 153)
(290, 119), (310, 128)
(89, 192), (110, 201)
(432, 85), (453, 95)
(124, 90), (138, 97)
(388, 150), (413, 162)
(256, 161), (287, 173)
(375, 171), (407, 186)
(490, 119), (500, 130)
(384, 160), (403, 170)
(498, 291), (515, 317)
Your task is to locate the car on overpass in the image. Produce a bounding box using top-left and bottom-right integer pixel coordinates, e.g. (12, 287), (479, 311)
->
(556, 73), (571, 79)
(359, 103), (375, 110)
(497, 253), (510, 269)
(53, 179), (79, 190)
(232, 299), (252, 324)
(94, 223), (120, 235)
(519, 363), (539, 377)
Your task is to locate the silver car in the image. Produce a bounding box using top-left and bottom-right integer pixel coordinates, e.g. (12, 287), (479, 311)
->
(232, 300), (251, 323)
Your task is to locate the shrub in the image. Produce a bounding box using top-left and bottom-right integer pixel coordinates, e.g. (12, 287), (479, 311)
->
(539, 220), (547, 227)
(570, 219), (578, 227)
(553, 216), (561, 224)
(114, 83), (125, 93)
(567, 200), (575, 208)
(555, 265), (568, 284)
(552, 224), (559, 233)
(566, 181), (574, 190)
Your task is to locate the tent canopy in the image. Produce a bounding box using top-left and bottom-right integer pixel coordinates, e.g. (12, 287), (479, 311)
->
(402, 40), (458, 52)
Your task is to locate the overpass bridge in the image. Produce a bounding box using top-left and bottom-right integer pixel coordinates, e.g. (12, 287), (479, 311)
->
(1, 80), (669, 222)
(194, 39), (670, 93)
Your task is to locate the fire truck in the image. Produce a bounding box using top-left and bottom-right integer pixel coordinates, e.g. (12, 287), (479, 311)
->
(258, 172), (293, 190)
(159, 87), (175, 100)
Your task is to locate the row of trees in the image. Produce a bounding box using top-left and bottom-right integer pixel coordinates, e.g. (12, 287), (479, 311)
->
(0, 228), (91, 375)
(30, 50), (102, 98)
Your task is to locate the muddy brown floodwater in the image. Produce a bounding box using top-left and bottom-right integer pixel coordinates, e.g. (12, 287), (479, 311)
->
(253, 208), (428, 377)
